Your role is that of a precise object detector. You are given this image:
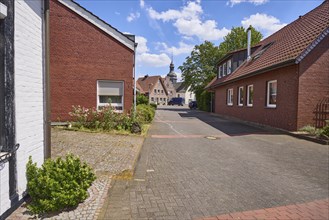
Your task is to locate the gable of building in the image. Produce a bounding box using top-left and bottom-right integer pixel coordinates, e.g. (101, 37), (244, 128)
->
(57, 0), (135, 51)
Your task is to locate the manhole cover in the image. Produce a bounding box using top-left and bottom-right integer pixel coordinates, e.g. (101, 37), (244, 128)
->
(205, 136), (218, 140)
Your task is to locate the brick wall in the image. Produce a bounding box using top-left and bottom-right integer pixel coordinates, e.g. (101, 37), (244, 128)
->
(0, 0), (45, 216)
(297, 35), (329, 129)
(214, 65), (299, 131)
(50, 0), (134, 121)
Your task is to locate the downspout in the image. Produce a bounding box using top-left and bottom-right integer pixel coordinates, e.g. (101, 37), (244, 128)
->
(43, 0), (51, 159)
(133, 42), (137, 117)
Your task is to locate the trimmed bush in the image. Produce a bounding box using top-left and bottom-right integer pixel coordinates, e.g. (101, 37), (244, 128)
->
(150, 103), (157, 109)
(136, 94), (149, 105)
(26, 154), (96, 215)
(136, 104), (155, 124)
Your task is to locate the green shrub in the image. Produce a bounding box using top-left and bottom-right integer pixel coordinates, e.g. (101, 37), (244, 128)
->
(321, 125), (329, 138)
(150, 103), (157, 109)
(69, 106), (134, 132)
(26, 154), (96, 215)
(196, 90), (211, 112)
(137, 94), (149, 105)
(136, 104), (155, 124)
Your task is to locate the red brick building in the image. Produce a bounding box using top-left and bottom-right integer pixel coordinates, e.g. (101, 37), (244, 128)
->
(207, 0), (329, 131)
(50, 0), (136, 121)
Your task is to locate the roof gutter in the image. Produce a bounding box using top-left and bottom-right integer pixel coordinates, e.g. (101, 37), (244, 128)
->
(210, 59), (296, 89)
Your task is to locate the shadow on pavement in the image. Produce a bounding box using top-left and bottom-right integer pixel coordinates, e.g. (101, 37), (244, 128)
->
(157, 106), (281, 137)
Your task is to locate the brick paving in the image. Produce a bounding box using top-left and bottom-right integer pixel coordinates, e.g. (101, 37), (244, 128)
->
(100, 106), (329, 220)
(7, 128), (144, 220)
(201, 199), (329, 220)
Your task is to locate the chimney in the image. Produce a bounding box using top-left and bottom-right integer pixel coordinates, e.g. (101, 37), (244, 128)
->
(247, 25), (252, 61)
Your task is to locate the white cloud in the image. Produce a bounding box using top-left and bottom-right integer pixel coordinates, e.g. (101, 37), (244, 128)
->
(135, 36), (149, 54)
(137, 53), (171, 67)
(227, 0), (269, 7)
(146, 1), (229, 41)
(156, 42), (195, 56)
(241, 13), (287, 37)
(135, 36), (171, 67)
(127, 12), (140, 22)
(140, 0), (145, 9)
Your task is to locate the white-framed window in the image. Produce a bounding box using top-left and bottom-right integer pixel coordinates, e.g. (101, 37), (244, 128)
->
(267, 80), (277, 108)
(220, 65), (223, 77)
(247, 85), (254, 107)
(227, 88), (233, 106)
(97, 80), (124, 112)
(238, 86), (244, 106)
(223, 63), (227, 76)
(227, 60), (232, 74)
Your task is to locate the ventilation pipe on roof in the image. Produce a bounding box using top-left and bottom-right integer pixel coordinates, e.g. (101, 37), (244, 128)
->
(247, 25), (252, 61)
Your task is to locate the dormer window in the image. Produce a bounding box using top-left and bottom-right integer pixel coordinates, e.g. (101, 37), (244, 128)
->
(223, 63), (227, 76)
(227, 60), (232, 74)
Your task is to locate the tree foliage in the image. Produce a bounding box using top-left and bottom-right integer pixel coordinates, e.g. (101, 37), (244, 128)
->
(178, 41), (223, 93)
(179, 26), (262, 94)
(219, 26), (263, 53)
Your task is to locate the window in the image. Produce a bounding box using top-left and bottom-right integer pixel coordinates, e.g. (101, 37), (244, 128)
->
(238, 86), (244, 106)
(177, 94), (180, 98)
(160, 98), (163, 101)
(247, 85), (254, 107)
(151, 97), (154, 101)
(164, 98), (166, 102)
(227, 88), (233, 106)
(267, 80), (277, 108)
(158, 89), (160, 93)
(220, 65), (223, 77)
(97, 81), (124, 112)
(154, 89), (156, 94)
(161, 90), (163, 94)
(227, 60), (232, 74)
(223, 63), (227, 76)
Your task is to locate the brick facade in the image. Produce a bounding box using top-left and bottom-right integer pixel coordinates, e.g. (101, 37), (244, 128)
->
(297, 35), (329, 129)
(50, 0), (134, 121)
(214, 65), (299, 131)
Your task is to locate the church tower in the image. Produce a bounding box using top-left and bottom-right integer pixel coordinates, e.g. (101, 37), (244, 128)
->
(167, 60), (177, 83)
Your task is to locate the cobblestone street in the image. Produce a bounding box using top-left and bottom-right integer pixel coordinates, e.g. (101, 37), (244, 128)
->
(100, 106), (329, 220)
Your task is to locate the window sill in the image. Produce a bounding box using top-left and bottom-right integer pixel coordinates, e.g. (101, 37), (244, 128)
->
(238, 104), (243, 107)
(247, 105), (253, 108)
(227, 104), (233, 106)
(265, 106), (277, 109)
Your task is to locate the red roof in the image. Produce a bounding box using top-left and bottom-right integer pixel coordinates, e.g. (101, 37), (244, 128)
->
(208, 0), (329, 88)
(136, 75), (168, 95)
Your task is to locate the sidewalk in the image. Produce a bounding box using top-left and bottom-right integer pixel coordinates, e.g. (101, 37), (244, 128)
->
(7, 128), (144, 220)
(200, 199), (329, 220)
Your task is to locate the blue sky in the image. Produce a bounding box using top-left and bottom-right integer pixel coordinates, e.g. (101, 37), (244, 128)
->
(75, 0), (322, 81)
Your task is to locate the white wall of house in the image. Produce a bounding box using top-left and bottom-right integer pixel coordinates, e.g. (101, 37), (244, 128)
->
(184, 86), (196, 105)
(0, 0), (45, 216)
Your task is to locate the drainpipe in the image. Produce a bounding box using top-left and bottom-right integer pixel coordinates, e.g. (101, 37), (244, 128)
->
(43, 0), (51, 159)
(133, 42), (137, 117)
(247, 25), (252, 61)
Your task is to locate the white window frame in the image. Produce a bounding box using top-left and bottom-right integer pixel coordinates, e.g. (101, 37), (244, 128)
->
(97, 80), (124, 112)
(227, 60), (232, 75)
(267, 80), (277, 108)
(218, 65), (221, 78)
(238, 86), (244, 106)
(223, 63), (227, 76)
(227, 88), (233, 106)
(247, 85), (254, 107)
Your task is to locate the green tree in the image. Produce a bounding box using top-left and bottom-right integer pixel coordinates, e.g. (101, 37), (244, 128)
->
(179, 26), (262, 93)
(179, 26), (262, 111)
(178, 41), (223, 93)
(219, 26), (263, 53)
